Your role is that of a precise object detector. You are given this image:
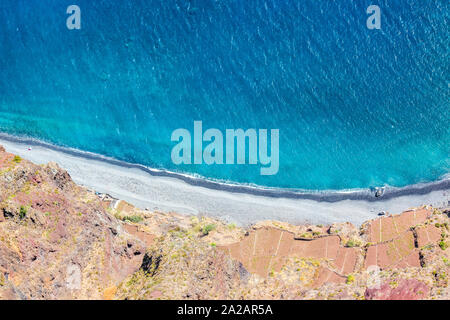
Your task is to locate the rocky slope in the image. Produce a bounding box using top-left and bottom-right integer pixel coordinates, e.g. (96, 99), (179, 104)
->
(0, 145), (448, 300)
(0, 146), (145, 299)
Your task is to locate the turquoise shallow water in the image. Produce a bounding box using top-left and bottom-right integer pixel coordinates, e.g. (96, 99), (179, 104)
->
(0, 0), (449, 190)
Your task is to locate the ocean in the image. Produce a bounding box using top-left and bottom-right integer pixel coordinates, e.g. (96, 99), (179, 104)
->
(0, 0), (448, 191)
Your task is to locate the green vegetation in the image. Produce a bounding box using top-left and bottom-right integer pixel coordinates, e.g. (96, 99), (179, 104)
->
(13, 155), (22, 163)
(300, 233), (312, 238)
(345, 239), (361, 247)
(269, 268), (275, 277)
(19, 206), (27, 220)
(227, 223), (236, 230)
(438, 229), (448, 250)
(435, 222), (449, 230)
(439, 240), (448, 251)
(346, 274), (355, 284)
(202, 224), (216, 235)
(122, 215), (144, 223)
(389, 280), (398, 288)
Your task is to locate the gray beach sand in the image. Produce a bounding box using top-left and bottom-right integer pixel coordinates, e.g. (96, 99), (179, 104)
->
(1, 137), (448, 227)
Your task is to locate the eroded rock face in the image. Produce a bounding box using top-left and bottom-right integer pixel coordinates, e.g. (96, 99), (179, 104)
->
(365, 279), (430, 300)
(0, 148), (145, 299)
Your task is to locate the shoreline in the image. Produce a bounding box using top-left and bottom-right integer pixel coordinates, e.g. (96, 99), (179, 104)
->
(0, 133), (449, 226)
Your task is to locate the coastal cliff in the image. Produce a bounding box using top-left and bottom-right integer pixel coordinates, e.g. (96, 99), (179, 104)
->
(0, 145), (448, 300)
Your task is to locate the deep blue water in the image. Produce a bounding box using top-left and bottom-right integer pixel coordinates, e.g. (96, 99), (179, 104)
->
(0, 0), (448, 190)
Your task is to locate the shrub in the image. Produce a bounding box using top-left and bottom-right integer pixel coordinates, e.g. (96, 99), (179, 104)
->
(346, 274), (355, 284)
(19, 206), (27, 220)
(443, 257), (450, 266)
(439, 241), (448, 251)
(123, 215), (143, 223)
(346, 239), (360, 247)
(227, 223), (236, 230)
(202, 224), (216, 235)
(13, 155), (22, 163)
